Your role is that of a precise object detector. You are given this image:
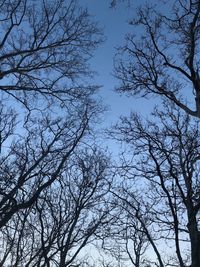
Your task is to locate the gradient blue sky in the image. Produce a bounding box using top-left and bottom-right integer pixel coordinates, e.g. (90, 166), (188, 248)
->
(83, 0), (156, 127)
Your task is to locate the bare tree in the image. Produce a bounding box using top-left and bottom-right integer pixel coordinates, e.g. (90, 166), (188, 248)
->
(101, 186), (150, 267)
(0, 1), (111, 266)
(114, 0), (200, 118)
(0, 0), (110, 267)
(111, 1), (200, 266)
(0, 0), (102, 110)
(0, 99), (103, 227)
(0, 148), (112, 266)
(110, 103), (200, 267)
(0, 0), (105, 229)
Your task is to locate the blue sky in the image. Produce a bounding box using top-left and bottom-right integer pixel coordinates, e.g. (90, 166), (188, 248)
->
(83, 0), (156, 127)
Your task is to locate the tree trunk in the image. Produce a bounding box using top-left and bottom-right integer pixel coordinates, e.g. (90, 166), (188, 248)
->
(187, 214), (200, 267)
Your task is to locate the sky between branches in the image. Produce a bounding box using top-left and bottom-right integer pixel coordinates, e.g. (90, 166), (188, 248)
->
(83, 0), (157, 127)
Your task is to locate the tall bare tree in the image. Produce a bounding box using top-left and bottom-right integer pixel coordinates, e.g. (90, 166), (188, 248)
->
(111, 1), (200, 266)
(110, 103), (200, 267)
(0, 2), (108, 266)
(0, 0), (104, 226)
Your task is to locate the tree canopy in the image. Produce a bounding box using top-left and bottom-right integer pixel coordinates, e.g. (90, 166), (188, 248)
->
(0, 1), (200, 267)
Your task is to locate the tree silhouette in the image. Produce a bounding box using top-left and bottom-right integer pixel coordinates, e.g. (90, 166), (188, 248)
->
(112, 1), (200, 266)
(0, 1), (107, 266)
(111, 104), (200, 267)
(114, 0), (200, 118)
(0, 148), (112, 266)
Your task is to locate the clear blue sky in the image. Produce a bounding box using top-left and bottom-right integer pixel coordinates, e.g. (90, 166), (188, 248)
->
(83, 0), (156, 127)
